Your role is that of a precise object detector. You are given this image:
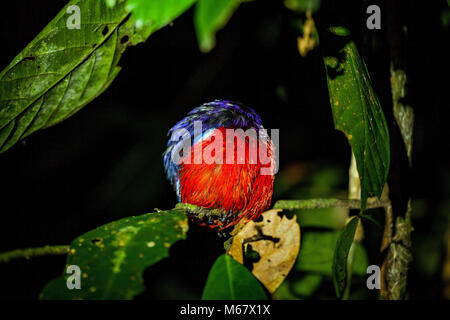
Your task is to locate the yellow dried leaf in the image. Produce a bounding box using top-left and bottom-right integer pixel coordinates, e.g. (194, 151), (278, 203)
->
(227, 209), (301, 293)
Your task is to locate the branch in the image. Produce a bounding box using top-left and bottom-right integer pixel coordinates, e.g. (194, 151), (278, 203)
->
(176, 203), (228, 218)
(0, 245), (69, 263)
(273, 197), (388, 210)
(178, 198), (388, 216)
(380, 0), (415, 300)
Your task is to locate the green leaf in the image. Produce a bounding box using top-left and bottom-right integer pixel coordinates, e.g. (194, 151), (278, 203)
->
(40, 209), (188, 300)
(0, 0), (154, 153)
(125, 0), (197, 29)
(323, 27), (390, 210)
(291, 273), (323, 297)
(273, 273), (323, 300)
(332, 216), (359, 299)
(105, 0), (118, 8)
(284, 0), (321, 13)
(202, 254), (267, 300)
(295, 230), (367, 277)
(296, 207), (346, 230)
(352, 243), (369, 276)
(194, 0), (242, 53)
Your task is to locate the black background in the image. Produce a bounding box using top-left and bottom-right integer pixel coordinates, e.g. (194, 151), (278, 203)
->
(0, 0), (448, 299)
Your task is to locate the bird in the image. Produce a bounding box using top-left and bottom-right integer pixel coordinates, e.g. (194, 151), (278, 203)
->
(163, 100), (276, 230)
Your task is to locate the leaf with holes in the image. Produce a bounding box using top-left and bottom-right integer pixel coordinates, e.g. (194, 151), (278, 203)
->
(39, 209), (188, 300)
(202, 254), (267, 300)
(227, 209), (301, 294)
(323, 27), (390, 210)
(0, 0), (154, 153)
(332, 216), (359, 299)
(194, 0), (243, 53)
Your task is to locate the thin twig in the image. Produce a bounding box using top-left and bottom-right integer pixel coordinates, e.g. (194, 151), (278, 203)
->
(176, 202), (227, 218)
(179, 198), (388, 215)
(273, 198), (388, 210)
(0, 245), (69, 263)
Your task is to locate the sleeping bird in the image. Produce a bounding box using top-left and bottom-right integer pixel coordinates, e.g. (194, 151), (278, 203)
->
(163, 100), (276, 230)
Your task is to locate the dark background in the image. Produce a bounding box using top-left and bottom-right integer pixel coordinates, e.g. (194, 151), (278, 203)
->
(0, 0), (448, 299)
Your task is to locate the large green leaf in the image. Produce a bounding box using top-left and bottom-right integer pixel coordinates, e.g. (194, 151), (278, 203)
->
(332, 216), (359, 299)
(202, 254), (267, 300)
(295, 230), (368, 276)
(194, 0), (242, 53)
(0, 0), (197, 154)
(40, 209), (188, 300)
(125, 0), (197, 29)
(323, 27), (390, 210)
(0, 0), (149, 153)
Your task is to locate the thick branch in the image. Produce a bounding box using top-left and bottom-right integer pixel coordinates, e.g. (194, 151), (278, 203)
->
(380, 0), (415, 300)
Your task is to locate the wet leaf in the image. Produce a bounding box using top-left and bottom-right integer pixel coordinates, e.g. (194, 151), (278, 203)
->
(194, 0), (243, 52)
(0, 0), (154, 153)
(40, 209), (188, 300)
(323, 27), (390, 210)
(332, 216), (359, 298)
(227, 209), (301, 293)
(0, 0), (195, 154)
(202, 254), (267, 300)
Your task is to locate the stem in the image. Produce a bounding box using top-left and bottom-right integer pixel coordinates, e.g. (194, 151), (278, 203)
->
(176, 202), (227, 218)
(273, 198), (387, 210)
(0, 245), (69, 263)
(342, 153), (362, 300)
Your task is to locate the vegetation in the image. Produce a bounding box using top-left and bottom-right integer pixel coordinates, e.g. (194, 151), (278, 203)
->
(0, 0), (448, 300)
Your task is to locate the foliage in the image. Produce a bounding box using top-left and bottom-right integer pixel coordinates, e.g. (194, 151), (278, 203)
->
(124, 0), (197, 30)
(194, 0), (243, 53)
(0, 0), (149, 153)
(273, 167), (369, 300)
(296, 229), (367, 277)
(324, 27), (390, 210)
(40, 209), (188, 300)
(227, 209), (301, 294)
(0, 0), (395, 300)
(202, 254), (267, 300)
(323, 27), (390, 211)
(332, 216), (359, 298)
